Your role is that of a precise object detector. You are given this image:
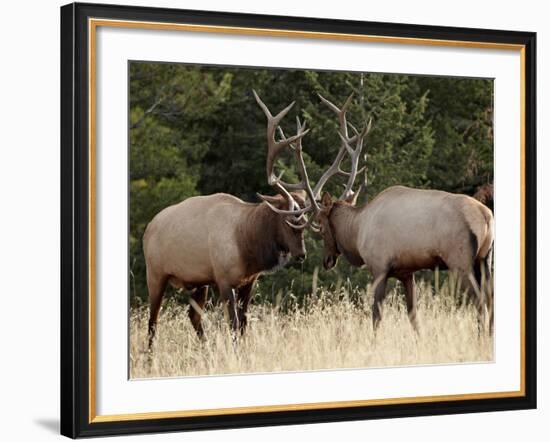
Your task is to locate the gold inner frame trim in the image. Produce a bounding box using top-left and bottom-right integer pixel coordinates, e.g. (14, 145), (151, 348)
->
(88, 17), (527, 424)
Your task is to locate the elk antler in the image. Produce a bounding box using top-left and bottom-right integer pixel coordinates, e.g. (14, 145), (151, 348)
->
(315, 93), (370, 201)
(337, 117), (372, 200)
(253, 90), (371, 230)
(253, 90), (322, 229)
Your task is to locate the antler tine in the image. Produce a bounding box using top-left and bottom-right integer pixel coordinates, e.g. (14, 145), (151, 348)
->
(347, 121), (360, 137)
(295, 116), (306, 134)
(341, 155), (368, 205)
(364, 117), (373, 136)
(290, 118), (323, 217)
(256, 193), (312, 216)
(253, 89), (295, 124)
(318, 93), (354, 117)
(338, 165), (366, 177)
(318, 92), (354, 137)
(356, 156), (368, 202)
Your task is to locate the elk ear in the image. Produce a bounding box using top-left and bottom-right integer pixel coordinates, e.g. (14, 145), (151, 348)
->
(291, 190), (307, 208)
(344, 189), (360, 206)
(257, 193), (285, 209)
(321, 191), (333, 210)
(292, 189), (307, 200)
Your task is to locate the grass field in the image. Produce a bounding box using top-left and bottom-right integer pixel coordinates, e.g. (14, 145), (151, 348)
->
(130, 275), (493, 379)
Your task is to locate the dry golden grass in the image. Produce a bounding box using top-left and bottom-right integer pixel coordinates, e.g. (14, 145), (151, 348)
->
(130, 277), (493, 379)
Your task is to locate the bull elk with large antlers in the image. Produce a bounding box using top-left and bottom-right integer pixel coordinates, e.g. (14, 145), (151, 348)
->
(266, 92), (495, 332)
(143, 92), (316, 348)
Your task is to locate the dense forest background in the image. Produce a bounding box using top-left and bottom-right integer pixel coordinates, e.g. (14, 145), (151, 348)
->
(129, 62), (493, 306)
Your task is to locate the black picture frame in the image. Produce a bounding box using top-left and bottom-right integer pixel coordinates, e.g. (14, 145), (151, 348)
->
(60, 2), (537, 438)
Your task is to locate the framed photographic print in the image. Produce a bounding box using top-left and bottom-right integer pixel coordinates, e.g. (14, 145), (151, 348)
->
(60, 2), (537, 438)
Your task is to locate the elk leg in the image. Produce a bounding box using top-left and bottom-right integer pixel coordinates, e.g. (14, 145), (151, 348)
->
(188, 286), (208, 339)
(372, 273), (388, 330)
(147, 272), (167, 350)
(454, 267), (487, 331)
(482, 252), (494, 335)
(399, 273), (418, 332)
(219, 284), (239, 337)
(473, 257), (493, 329)
(446, 249), (489, 330)
(237, 280), (256, 335)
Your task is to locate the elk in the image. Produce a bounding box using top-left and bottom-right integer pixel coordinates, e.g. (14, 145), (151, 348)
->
(143, 91), (316, 348)
(274, 93), (495, 332)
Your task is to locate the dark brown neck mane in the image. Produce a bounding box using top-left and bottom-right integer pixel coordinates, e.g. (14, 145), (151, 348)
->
(236, 203), (285, 274)
(330, 202), (365, 267)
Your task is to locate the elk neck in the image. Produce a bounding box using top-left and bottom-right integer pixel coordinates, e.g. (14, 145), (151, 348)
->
(329, 203), (365, 267)
(237, 203), (286, 274)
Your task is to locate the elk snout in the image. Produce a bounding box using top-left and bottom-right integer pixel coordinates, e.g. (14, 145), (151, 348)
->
(295, 252), (306, 263)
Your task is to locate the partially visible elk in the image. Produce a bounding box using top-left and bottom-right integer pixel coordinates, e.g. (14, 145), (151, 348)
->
(473, 182), (494, 212)
(273, 93), (495, 332)
(143, 91), (316, 348)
